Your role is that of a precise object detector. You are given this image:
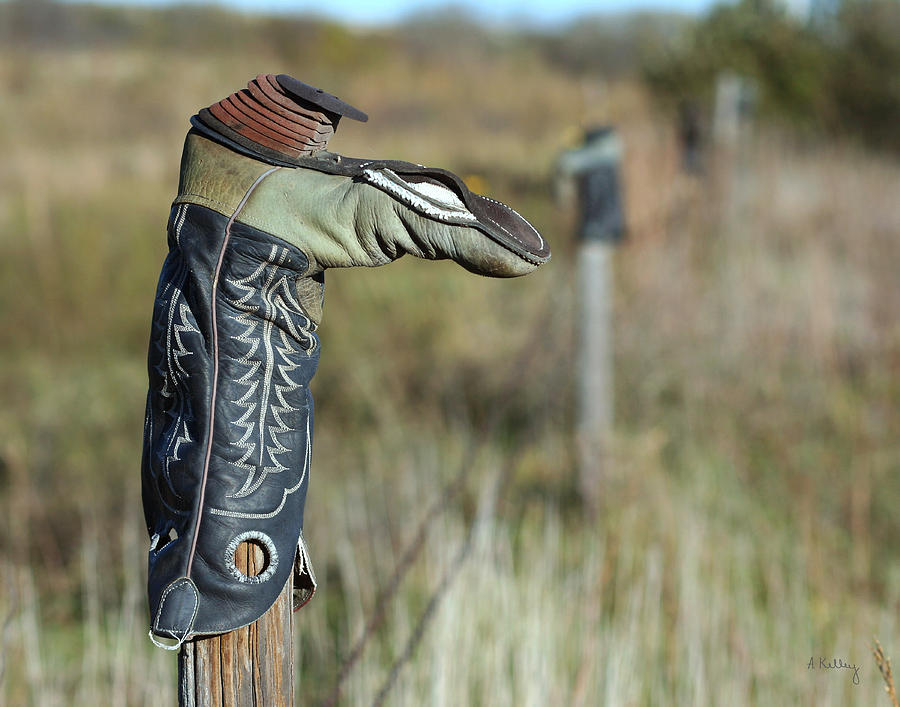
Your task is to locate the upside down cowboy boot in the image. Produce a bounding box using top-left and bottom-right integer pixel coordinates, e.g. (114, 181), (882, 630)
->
(142, 74), (550, 647)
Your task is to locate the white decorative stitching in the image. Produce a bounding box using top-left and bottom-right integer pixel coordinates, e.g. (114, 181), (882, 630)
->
(167, 303), (199, 465)
(477, 195), (545, 250)
(477, 212), (544, 266)
(174, 203), (188, 245)
(209, 412), (311, 519)
(151, 259), (198, 507)
(224, 256), (266, 479)
(223, 245), (316, 500)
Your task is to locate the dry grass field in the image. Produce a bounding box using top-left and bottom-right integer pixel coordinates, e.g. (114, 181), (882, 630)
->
(0, 7), (898, 705)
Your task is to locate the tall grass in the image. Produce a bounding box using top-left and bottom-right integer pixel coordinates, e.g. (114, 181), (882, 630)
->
(0, 20), (898, 706)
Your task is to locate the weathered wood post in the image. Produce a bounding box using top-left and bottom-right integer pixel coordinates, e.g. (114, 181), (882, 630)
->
(178, 542), (294, 706)
(558, 127), (625, 511)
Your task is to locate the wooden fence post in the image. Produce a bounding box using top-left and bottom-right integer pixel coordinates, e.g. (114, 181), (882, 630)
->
(178, 541), (294, 706)
(557, 127), (625, 512)
(576, 237), (614, 508)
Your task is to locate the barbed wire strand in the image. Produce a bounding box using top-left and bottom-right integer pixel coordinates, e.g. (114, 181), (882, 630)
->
(370, 444), (523, 707)
(318, 443), (480, 707)
(318, 301), (559, 707)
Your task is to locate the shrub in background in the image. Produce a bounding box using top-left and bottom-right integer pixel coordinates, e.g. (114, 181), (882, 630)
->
(642, 0), (900, 153)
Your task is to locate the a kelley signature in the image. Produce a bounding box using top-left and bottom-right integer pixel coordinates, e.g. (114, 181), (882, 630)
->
(807, 656), (860, 685)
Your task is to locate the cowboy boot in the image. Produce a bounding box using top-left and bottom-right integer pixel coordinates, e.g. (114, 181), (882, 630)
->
(142, 75), (550, 647)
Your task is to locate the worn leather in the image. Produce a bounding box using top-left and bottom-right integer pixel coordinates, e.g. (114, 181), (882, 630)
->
(144, 114), (549, 645)
(198, 74), (364, 166)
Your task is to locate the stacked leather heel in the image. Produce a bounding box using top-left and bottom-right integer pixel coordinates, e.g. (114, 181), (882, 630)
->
(197, 74), (343, 158)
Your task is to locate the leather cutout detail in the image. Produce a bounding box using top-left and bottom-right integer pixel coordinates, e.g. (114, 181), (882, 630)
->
(224, 531), (279, 585)
(362, 168), (478, 224)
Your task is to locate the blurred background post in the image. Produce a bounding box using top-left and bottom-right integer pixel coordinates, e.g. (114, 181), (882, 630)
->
(557, 127), (625, 513)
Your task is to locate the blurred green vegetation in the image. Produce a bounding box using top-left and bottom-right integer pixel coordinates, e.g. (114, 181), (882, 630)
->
(0, 1), (898, 704)
(643, 0), (900, 152)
